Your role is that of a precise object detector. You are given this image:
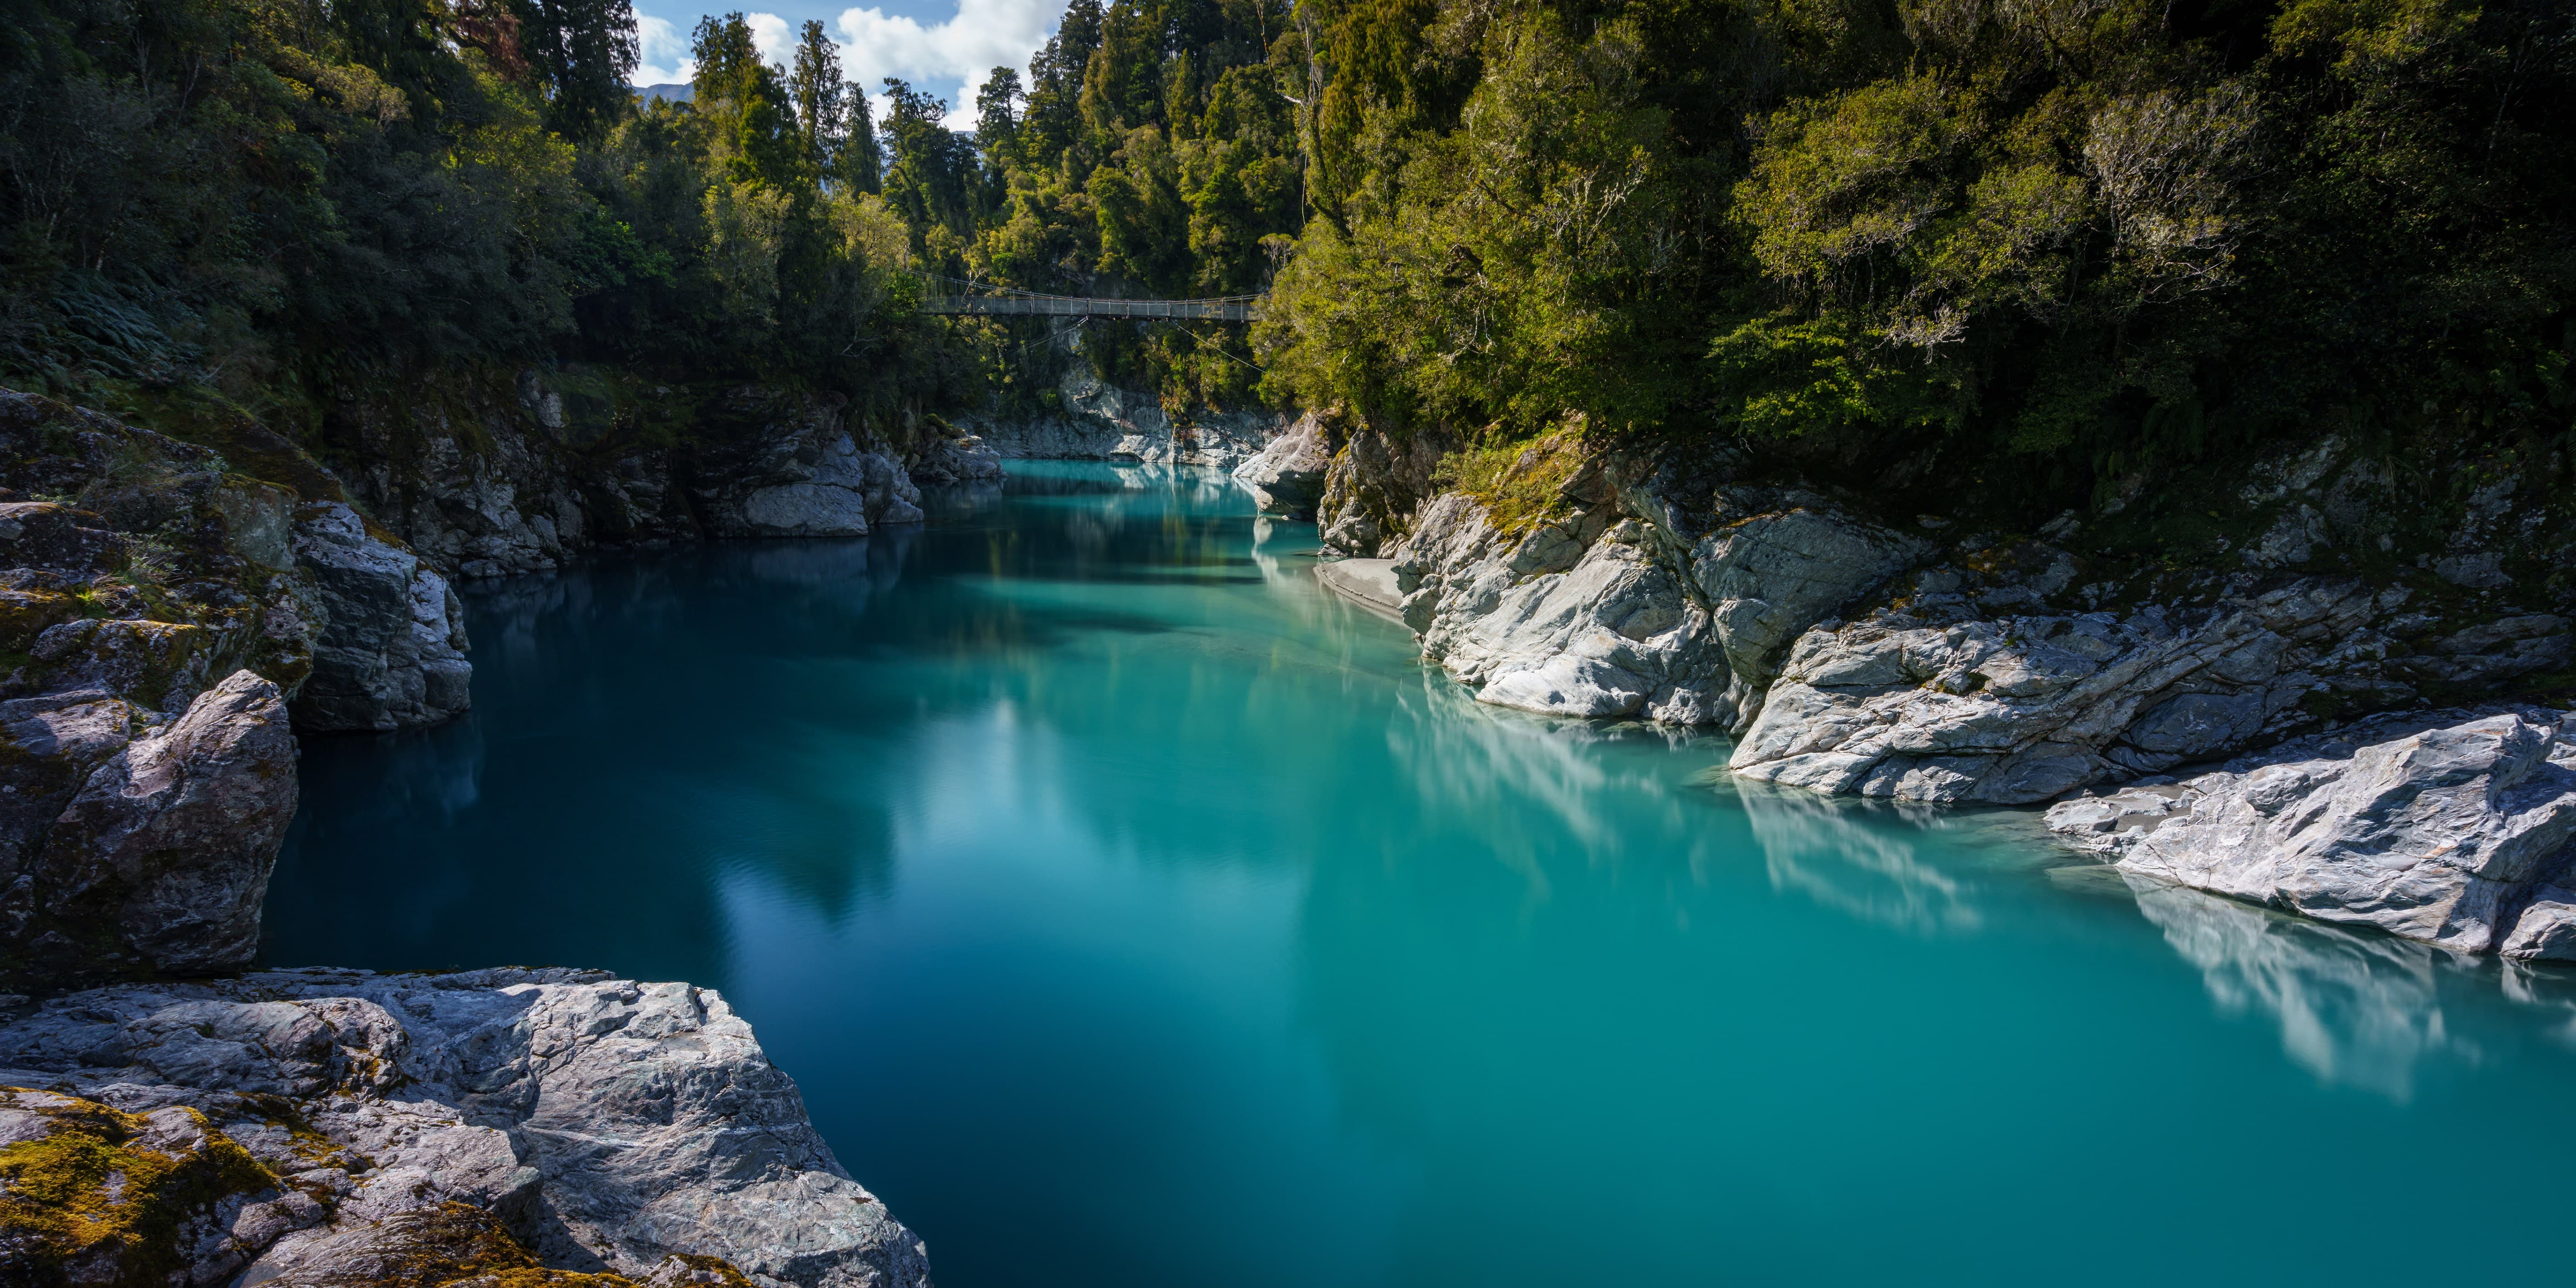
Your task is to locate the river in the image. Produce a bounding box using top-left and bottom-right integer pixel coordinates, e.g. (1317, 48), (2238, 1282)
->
(267, 461), (2576, 1287)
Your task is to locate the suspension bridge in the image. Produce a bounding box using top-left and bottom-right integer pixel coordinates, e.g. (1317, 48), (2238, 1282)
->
(915, 274), (1262, 322)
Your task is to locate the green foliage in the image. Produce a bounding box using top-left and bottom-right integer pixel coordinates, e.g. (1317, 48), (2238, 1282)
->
(0, 0), (959, 441)
(1248, 0), (2576, 521)
(1434, 427), (1587, 533)
(3, 0), (2567, 491)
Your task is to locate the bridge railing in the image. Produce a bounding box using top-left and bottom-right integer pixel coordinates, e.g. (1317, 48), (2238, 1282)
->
(912, 275), (1261, 322)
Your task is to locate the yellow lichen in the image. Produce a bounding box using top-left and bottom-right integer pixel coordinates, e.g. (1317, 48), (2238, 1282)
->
(0, 1087), (280, 1285)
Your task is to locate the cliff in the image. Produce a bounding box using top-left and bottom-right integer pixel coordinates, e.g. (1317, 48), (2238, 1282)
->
(1279, 412), (2575, 957)
(0, 383), (950, 1282)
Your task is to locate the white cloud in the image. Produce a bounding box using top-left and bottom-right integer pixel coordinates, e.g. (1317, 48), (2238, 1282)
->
(747, 12), (796, 71)
(836, 0), (1061, 128)
(633, 15), (695, 87)
(629, 0), (1059, 128)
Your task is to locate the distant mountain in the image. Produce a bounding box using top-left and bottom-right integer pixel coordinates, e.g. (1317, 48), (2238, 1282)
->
(636, 83), (691, 103)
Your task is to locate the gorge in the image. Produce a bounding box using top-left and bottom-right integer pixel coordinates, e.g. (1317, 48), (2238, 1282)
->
(4, 0), (2573, 1279)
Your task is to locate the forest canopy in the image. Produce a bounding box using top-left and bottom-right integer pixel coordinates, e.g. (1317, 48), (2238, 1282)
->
(0, 0), (2567, 501)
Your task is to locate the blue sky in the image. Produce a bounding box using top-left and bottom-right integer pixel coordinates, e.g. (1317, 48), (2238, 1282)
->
(631, 0), (1070, 127)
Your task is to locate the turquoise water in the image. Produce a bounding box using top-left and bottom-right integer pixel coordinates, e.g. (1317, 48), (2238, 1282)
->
(268, 462), (2576, 1287)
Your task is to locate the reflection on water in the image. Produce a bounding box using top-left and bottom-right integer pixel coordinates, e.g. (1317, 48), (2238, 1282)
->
(1727, 777), (1991, 935)
(2117, 873), (2576, 1100)
(271, 461), (2576, 1288)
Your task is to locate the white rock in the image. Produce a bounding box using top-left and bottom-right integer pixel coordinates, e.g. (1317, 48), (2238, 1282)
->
(1391, 496), (1724, 723)
(1728, 581), (2380, 803)
(2045, 710), (2576, 958)
(0, 967), (929, 1288)
(1232, 411), (1334, 516)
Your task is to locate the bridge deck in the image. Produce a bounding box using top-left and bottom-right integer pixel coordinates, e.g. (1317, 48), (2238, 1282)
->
(920, 294), (1257, 322)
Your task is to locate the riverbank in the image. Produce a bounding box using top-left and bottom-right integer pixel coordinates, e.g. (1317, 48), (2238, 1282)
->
(261, 463), (2576, 1288)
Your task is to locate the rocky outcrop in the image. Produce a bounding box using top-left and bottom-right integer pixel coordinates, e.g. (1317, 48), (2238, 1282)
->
(1231, 411), (1333, 516)
(1724, 579), (2407, 804)
(958, 362), (1291, 468)
(1394, 495), (1725, 722)
(1365, 424), (2566, 808)
(1620, 478), (1933, 730)
(907, 423), (1006, 485)
(0, 394), (341, 993)
(12, 670), (296, 982)
(334, 379), (951, 580)
(0, 967), (930, 1288)
(694, 424), (924, 539)
(291, 502), (471, 733)
(1315, 419), (1455, 555)
(2046, 709), (2576, 960)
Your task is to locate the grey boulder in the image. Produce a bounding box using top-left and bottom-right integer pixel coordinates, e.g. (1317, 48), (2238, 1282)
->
(12, 669), (296, 980)
(1728, 580), (2382, 804)
(2046, 709), (2576, 958)
(1392, 495), (1726, 724)
(0, 967), (930, 1288)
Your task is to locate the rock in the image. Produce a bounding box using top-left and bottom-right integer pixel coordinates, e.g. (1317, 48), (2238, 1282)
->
(960, 362), (1292, 469)
(0, 1085), (291, 1287)
(0, 501), (124, 575)
(908, 430), (1004, 484)
(1682, 496), (1930, 729)
(0, 968), (928, 1288)
(1315, 558), (1403, 619)
(1232, 411), (1334, 516)
(15, 670), (296, 982)
(1393, 496), (1725, 723)
(291, 501), (471, 733)
(1315, 417), (1454, 556)
(2045, 709), (2576, 959)
(705, 430), (920, 539)
(1727, 579), (2388, 803)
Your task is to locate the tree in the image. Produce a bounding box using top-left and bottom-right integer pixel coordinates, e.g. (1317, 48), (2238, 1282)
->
(788, 20), (848, 182)
(843, 88), (884, 194)
(508, 0), (640, 142)
(976, 66), (1024, 177)
(693, 12), (801, 189)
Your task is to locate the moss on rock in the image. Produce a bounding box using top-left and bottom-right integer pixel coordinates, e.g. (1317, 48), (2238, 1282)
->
(0, 1087), (279, 1286)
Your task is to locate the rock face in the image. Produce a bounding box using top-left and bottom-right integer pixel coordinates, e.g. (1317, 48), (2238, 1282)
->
(1394, 496), (1725, 722)
(0, 967), (930, 1288)
(1364, 427), (2566, 807)
(959, 362), (1291, 468)
(21, 670), (297, 979)
(1726, 579), (2397, 804)
(908, 425), (1006, 485)
(1231, 411), (1333, 516)
(1316, 419), (1456, 556)
(291, 502), (471, 733)
(2047, 710), (2576, 960)
(0, 392), (350, 993)
(696, 427), (924, 539)
(334, 380), (949, 580)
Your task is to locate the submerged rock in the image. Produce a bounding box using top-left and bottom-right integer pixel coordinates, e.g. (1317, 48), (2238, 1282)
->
(2046, 709), (2576, 959)
(0, 968), (930, 1288)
